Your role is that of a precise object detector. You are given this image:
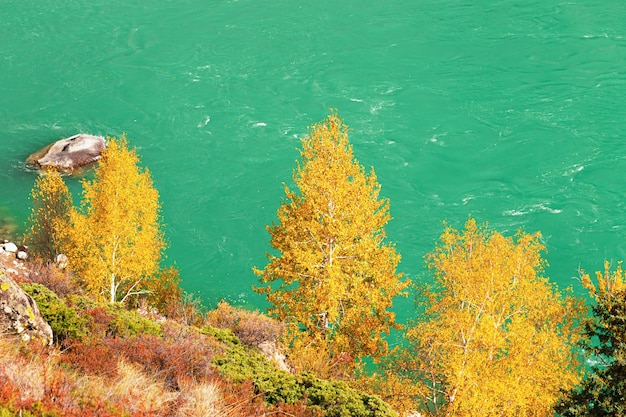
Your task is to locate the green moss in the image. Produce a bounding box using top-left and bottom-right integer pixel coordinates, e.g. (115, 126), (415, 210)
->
(20, 283), (88, 344)
(26, 306), (36, 322)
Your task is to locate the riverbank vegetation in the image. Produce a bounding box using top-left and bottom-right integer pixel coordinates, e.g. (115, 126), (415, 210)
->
(1, 112), (624, 416)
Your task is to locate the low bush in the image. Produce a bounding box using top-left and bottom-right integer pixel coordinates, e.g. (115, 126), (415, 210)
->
(60, 341), (119, 378)
(20, 283), (88, 344)
(217, 379), (323, 417)
(205, 301), (284, 346)
(64, 293), (97, 311)
(80, 306), (112, 339)
(163, 292), (206, 326)
(300, 373), (396, 417)
(212, 330), (396, 417)
(143, 265), (183, 315)
(22, 259), (77, 298)
(106, 304), (162, 338)
(202, 326), (241, 346)
(107, 330), (220, 388)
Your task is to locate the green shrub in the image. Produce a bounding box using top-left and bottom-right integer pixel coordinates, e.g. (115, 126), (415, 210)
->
(299, 373), (395, 417)
(212, 331), (396, 417)
(20, 283), (88, 344)
(0, 403), (60, 417)
(202, 325), (241, 345)
(0, 407), (14, 417)
(256, 369), (304, 405)
(213, 340), (276, 382)
(105, 304), (162, 338)
(64, 293), (98, 311)
(22, 285), (162, 341)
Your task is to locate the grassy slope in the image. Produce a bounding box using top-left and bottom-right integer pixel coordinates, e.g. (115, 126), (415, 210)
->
(0, 258), (397, 417)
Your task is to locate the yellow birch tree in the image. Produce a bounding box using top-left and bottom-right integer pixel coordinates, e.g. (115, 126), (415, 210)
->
(400, 218), (584, 416)
(25, 169), (73, 261)
(254, 111), (407, 374)
(60, 136), (165, 304)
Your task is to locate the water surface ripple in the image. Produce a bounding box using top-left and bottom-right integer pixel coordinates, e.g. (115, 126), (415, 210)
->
(2, 1), (626, 319)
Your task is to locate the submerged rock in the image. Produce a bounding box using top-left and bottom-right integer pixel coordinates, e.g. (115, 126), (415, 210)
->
(26, 134), (106, 173)
(0, 266), (53, 345)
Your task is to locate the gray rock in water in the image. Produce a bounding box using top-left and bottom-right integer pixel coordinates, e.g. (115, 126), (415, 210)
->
(26, 134), (106, 173)
(0, 267), (53, 345)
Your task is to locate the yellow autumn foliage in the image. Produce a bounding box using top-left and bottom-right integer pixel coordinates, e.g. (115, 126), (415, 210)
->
(59, 136), (165, 304)
(403, 218), (585, 416)
(581, 260), (626, 302)
(25, 169), (73, 261)
(255, 111), (408, 372)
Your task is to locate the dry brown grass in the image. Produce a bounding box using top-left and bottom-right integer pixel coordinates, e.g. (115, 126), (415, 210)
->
(73, 359), (178, 416)
(176, 381), (226, 417)
(0, 336), (60, 404)
(0, 319), (328, 417)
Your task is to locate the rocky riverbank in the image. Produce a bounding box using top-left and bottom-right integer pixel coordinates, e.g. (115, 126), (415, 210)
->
(0, 244), (53, 345)
(1, 240), (28, 260)
(0, 240), (30, 282)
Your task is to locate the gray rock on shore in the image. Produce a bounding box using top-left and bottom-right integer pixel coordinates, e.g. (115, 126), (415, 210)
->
(0, 266), (53, 345)
(3, 242), (17, 253)
(26, 133), (106, 173)
(1, 241), (27, 260)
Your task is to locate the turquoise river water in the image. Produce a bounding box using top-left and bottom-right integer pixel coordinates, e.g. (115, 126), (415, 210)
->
(2, 1), (626, 324)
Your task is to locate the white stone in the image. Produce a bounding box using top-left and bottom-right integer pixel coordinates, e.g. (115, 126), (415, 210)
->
(55, 253), (68, 269)
(3, 242), (17, 253)
(16, 251), (28, 260)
